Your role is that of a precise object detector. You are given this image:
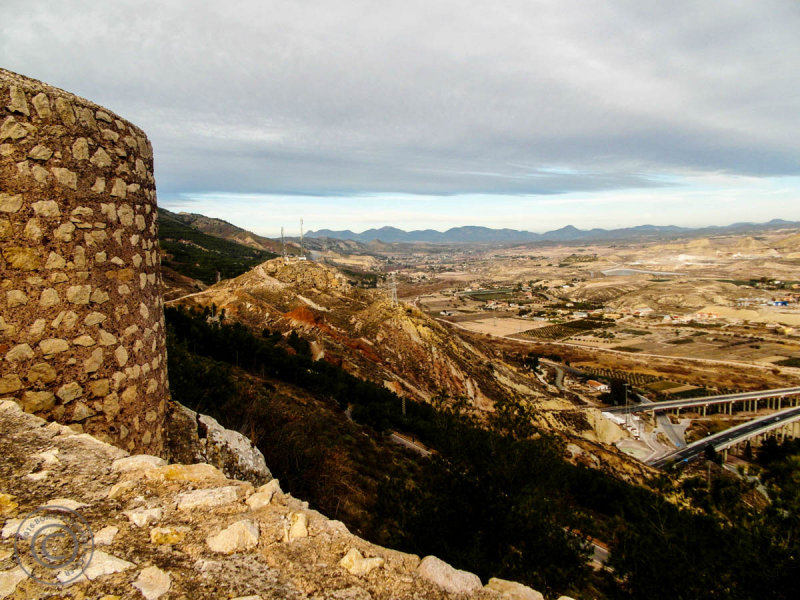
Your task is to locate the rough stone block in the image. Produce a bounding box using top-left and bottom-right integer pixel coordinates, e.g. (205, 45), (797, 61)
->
(2, 247), (40, 270)
(133, 565), (171, 600)
(6, 289), (28, 307)
(39, 338), (69, 356)
(31, 200), (60, 217)
(51, 167), (78, 190)
(176, 486), (239, 510)
(340, 548), (385, 576)
(72, 137), (89, 160)
(21, 391), (56, 413)
(27, 145), (53, 161)
(0, 375), (22, 394)
(5, 343), (34, 362)
(207, 520), (260, 554)
(485, 578), (545, 600)
(31, 92), (51, 118)
(26, 362), (57, 383)
(54, 97), (76, 126)
(417, 556), (482, 595)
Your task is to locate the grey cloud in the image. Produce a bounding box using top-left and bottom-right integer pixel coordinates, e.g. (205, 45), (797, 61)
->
(1, 0), (798, 197)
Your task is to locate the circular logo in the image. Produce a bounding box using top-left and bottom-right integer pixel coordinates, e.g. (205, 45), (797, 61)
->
(13, 506), (94, 586)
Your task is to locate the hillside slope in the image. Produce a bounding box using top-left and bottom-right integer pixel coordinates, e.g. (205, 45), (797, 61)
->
(170, 259), (533, 411)
(158, 208), (277, 293)
(161, 208), (283, 252)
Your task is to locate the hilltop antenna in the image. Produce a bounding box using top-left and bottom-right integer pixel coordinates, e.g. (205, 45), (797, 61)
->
(300, 218), (304, 258)
(281, 226), (287, 262)
(390, 271), (398, 306)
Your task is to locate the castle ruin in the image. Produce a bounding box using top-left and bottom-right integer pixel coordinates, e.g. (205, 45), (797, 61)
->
(0, 68), (168, 456)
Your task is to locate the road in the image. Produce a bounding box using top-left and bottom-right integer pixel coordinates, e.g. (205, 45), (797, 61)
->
(649, 405), (800, 468)
(656, 413), (686, 448)
(389, 432), (432, 457)
(635, 392), (687, 448)
(606, 386), (800, 414)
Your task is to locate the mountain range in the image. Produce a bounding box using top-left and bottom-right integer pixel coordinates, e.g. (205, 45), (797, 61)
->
(308, 218), (799, 244)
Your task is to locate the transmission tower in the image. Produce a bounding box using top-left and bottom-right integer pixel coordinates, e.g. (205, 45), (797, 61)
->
(300, 218), (304, 258)
(389, 271), (398, 306)
(281, 226), (288, 262)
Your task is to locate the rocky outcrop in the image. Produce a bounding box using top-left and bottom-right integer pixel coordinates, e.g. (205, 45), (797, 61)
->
(0, 399), (556, 599)
(0, 68), (167, 456)
(165, 402), (272, 486)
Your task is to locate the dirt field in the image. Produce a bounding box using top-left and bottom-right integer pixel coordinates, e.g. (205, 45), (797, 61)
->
(564, 322), (800, 364)
(457, 328), (800, 393)
(457, 317), (545, 337)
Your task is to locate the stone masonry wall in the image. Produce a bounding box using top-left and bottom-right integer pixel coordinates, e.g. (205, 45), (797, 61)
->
(0, 68), (167, 456)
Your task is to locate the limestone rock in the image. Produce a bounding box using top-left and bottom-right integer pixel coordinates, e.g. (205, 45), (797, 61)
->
(285, 511), (308, 541)
(0, 567), (26, 599)
(7, 85), (29, 115)
(45, 251), (66, 269)
(39, 337), (70, 356)
(145, 463), (227, 482)
(114, 345), (129, 366)
(150, 526), (189, 545)
(72, 334), (96, 346)
(56, 381), (83, 402)
(94, 525), (119, 546)
(0, 493), (18, 516)
(176, 485), (239, 510)
(166, 403), (272, 486)
(54, 97), (75, 126)
(206, 520), (260, 554)
(72, 137), (89, 160)
(0, 375), (21, 394)
(417, 555), (482, 595)
(71, 401), (95, 421)
(133, 565), (171, 600)
(73, 550), (134, 581)
(110, 178), (127, 198)
(0, 193), (23, 213)
(39, 287), (60, 307)
(22, 391), (56, 413)
(111, 454), (167, 473)
(84, 348), (104, 373)
(51, 167), (78, 189)
(27, 144), (53, 161)
(31, 92), (51, 118)
(66, 284), (92, 304)
(85, 311), (107, 326)
(246, 490), (275, 511)
(0, 117), (27, 141)
(3, 246), (40, 270)
(485, 578), (545, 600)
(340, 548), (385, 576)
(26, 362), (57, 383)
(5, 289), (27, 307)
(5, 343), (33, 362)
(124, 507), (163, 527)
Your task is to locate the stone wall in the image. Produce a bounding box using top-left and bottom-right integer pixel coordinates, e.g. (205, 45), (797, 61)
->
(0, 68), (167, 456)
(0, 399), (565, 600)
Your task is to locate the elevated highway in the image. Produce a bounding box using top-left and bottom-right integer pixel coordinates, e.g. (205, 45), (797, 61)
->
(649, 405), (800, 468)
(606, 386), (800, 416)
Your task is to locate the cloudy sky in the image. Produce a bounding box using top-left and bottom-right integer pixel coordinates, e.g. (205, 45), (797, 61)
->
(2, 1), (799, 236)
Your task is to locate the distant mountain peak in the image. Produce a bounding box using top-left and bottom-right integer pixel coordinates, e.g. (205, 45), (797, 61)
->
(306, 218), (799, 244)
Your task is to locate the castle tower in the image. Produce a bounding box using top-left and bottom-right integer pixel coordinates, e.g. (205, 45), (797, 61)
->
(0, 69), (168, 456)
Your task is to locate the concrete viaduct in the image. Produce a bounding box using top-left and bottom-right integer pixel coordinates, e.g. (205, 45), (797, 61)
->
(606, 386), (800, 418)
